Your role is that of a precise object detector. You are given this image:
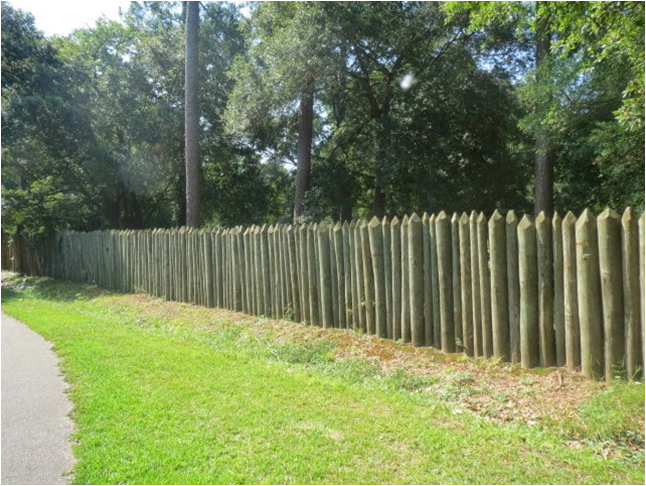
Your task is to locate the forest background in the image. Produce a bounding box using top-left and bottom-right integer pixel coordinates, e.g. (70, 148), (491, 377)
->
(2, 1), (644, 234)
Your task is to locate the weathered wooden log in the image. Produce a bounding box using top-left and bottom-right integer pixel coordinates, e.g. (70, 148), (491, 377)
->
(598, 209), (624, 381)
(361, 220), (375, 335)
(576, 209), (604, 379)
(451, 213), (462, 350)
(401, 216), (410, 342)
(621, 208), (642, 380)
(436, 212), (454, 352)
(422, 213), (433, 346)
(489, 210), (509, 361)
(318, 223), (334, 328)
(518, 215), (539, 369)
(477, 212), (492, 358)
(382, 217), (392, 339)
(470, 211), (482, 357)
(390, 217), (402, 341)
(562, 212), (580, 372)
(334, 222), (346, 328)
(459, 213), (474, 357)
(369, 217), (387, 338)
(536, 211), (556, 367)
(408, 213), (424, 346)
(552, 212), (566, 366)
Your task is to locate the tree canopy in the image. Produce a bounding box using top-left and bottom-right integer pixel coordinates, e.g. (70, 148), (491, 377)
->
(2, 1), (643, 234)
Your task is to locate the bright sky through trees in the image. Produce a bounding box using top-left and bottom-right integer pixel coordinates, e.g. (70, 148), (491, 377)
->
(9, 0), (133, 36)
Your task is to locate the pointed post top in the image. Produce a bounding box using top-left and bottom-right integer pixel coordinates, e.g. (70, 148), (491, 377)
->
(622, 206), (635, 221)
(409, 212), (421, 223)
(436, 210), (448, 221)
(535, 210), (549, 224)
(598, 207), (619, 220)
(391, 215), (400, 226)
(489, 209), (503, 224)
(459, 212), (469, 225)
(369, 216), (381, 228)
(518, 214), (534, 229)
(562, 211), (577, 226)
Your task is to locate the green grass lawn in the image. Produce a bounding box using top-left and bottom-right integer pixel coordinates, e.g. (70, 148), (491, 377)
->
(1, 275), (644, 484)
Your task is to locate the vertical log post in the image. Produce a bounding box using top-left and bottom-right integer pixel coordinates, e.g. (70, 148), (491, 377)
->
(459, 213), (474, 357)
(489, 210), (509, 361)
(576, 209), (604, 379)
(562, 212), (580, 372)
(598, 209), (624, 381)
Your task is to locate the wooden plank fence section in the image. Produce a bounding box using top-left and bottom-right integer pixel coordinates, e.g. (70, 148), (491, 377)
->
(3, 206), (644, 381)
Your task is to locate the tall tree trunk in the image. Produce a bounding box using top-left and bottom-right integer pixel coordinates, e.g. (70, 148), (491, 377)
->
(534, 3), (554, 217)
(293, 86), (314, 224)
(184, 1), (201, 228)
(373, 181), (386, 219)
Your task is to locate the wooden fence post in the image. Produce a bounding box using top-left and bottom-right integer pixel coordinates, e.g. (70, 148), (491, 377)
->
(469, 211), (482, 356)
(287, 226), (301, 322)
(382, 217), (392, 339)
(576, 209), (604, 379)
(562, 212), (580, 372)
(361, 220), (375, 334)
(354, 221), (365, 332)
(318, 223), (334, 328)
(369, 216), (387, 338)
(422, 213), (433, 346)
(598, 209), (624, 381)
(436, 212), (454, 352)
(621, 208), (642, 380)
(348, 221), (360, 329)
(334, 222), (346, 328)
(408, 213), (424, 346)
(343, 221), (352, 328)
(489, 210), (509, 361)
(307, 224), (320, 326)
(451, 213), (462, 350)
(536, 211), (556, 367)
(518, 215), (539, 368)
(552, 212), (566, 366)
(390, 217), (402, 341)
(459, 213), (474, 356)
(401, 216), (410, 342)
(477, 212), (492, 358)
(299, 224), (309, 323)
(429, 214), (441, 348)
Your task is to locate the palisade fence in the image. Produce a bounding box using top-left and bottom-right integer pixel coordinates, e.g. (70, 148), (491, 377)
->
(2, 208), (645, 381)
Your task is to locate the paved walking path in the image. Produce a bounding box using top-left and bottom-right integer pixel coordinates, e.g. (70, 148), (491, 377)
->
(1, 313), (75, 485)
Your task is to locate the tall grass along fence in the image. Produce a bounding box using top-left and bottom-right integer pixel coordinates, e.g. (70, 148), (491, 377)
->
(2, 208), (645, 381)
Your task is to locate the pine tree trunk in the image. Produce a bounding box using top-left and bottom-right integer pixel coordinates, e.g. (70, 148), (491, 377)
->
(293, 86), (314, 224)
(185, 1), (201, 228)
(534, 4), (554, 217)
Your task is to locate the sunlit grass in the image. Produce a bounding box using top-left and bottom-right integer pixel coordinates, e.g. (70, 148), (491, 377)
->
(1, 275), (643, 484)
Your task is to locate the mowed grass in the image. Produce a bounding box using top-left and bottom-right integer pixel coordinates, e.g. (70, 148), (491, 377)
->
(1, 276), (644, 484)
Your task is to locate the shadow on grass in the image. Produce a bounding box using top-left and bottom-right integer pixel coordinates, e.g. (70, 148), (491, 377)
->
(1, 274), (115, 304)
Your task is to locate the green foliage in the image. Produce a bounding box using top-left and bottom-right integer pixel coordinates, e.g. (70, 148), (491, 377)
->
(2, 1), (643, 232)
